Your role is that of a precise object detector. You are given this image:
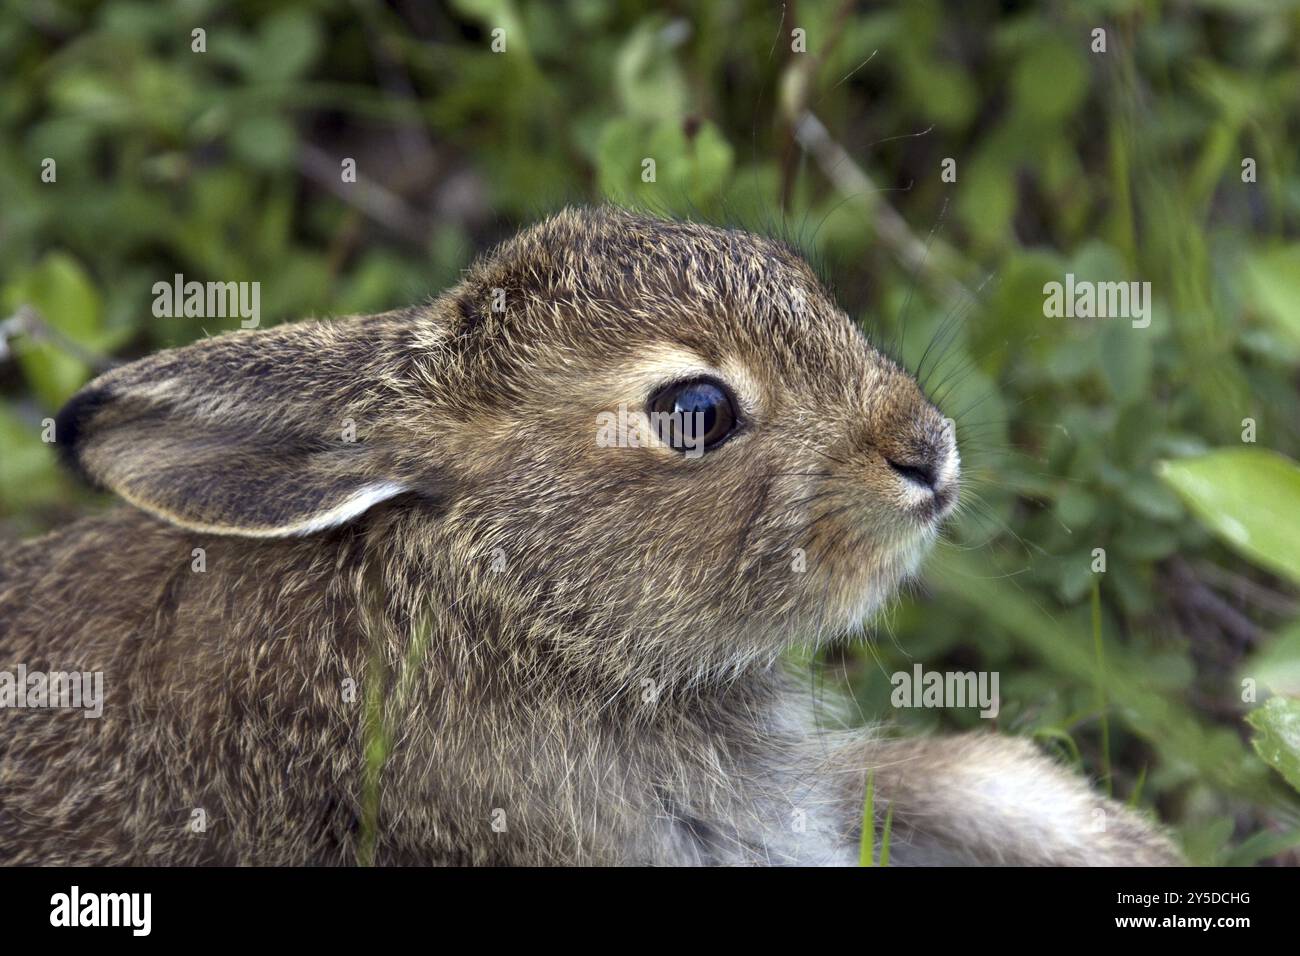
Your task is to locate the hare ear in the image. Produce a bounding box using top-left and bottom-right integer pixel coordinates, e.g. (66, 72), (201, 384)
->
(56, 317), (419, 537)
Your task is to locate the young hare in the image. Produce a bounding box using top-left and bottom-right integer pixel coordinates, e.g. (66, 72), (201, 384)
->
(0, 207), (1179, 865)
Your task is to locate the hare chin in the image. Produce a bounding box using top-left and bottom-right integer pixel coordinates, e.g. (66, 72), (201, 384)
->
(839, 526), (939, 629)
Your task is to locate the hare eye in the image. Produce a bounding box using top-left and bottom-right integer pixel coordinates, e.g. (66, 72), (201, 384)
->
(648, 379), (738, 452)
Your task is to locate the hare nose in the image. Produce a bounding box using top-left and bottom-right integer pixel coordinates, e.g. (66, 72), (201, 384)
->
(883, 416), (959, 511)
(886, 458), (938, 492)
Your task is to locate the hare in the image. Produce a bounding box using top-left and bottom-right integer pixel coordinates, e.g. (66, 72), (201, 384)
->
(0, 207), (1179, 865)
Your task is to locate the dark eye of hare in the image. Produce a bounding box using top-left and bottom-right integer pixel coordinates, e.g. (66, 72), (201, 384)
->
(648, 378), (738, 452)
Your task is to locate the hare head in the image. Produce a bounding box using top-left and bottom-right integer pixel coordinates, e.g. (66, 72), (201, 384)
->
(58, 207), (958, 693)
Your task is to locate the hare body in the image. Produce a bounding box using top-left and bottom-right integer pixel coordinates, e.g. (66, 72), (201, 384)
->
(0, 208), (1179, 865)
(1, 507), (849, 865)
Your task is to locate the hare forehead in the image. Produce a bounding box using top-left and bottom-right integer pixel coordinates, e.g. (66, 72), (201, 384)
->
(595, 346), (761, 407)
(565, 336), (883, 421)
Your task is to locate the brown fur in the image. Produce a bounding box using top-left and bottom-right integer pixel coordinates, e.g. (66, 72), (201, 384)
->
(0, 207), (1180, 865)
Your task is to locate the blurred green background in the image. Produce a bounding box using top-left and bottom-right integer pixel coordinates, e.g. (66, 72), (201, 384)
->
(3, 0), (1300, 865)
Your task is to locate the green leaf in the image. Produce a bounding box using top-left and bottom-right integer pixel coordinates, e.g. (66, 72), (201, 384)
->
(859, 769), (875, 867)
(255, 10), (324, 83)
(1031, 727), (1083, 767)
(597, 117), (733, 209)
(956, 151), (1016, 247)
(614, 20), (689, 122)
(0, 406), (64, 512)
(1119, 473), (1184, 522)
(1246, 245), (1300, 350)
(596, 116), (645, 200)
(675, 120), (733, 206)
(1242, 622), (1300, 701)
(1011, 39), (1089, 123)
(1055, 486), (1096, 528)
(858, 769), (892, 866)
(1158, 449), (1300, 585)
(1098, 320), (1152, 403)
(1223, 825), (1300, 866)
(1246, 698), (1300, 794)
(229, 113), (297, 171)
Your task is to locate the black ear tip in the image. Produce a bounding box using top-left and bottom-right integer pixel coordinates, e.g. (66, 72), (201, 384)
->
(54, 386), (112, 486)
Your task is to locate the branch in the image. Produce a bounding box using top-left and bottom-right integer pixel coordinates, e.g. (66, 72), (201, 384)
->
(0, 305), (116, 373)
(791, 110), (971, 306)
(298, 143), (429, 245)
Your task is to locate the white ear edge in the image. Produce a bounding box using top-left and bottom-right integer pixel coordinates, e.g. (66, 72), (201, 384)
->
(287, 480), (410, 536)
(110, 478), (411, 539)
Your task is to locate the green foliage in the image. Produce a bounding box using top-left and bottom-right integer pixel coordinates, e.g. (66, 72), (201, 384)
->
(3, 253), (106, 408)
(859, 770), (894, 867)
(2, 0), (1299, 864)
(1160, 449), (1300, 585)
(1247, 698), (1300, 795)
(1246, 246), (1300, 351)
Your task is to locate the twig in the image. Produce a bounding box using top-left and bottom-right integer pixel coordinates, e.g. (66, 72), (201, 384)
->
(1192, 560), (1298, 618)
(0, 305), (116, 372)
(298, 143), (428, 245)
(777, 0), (856, 210)
(791, 110), (970, 306)
(350, 0), (441, 180)
(1166, 556), (1264, 648)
